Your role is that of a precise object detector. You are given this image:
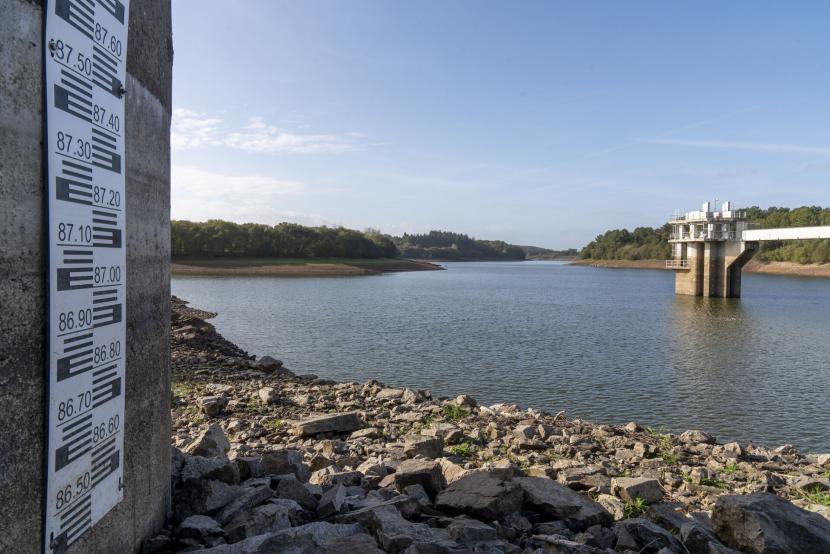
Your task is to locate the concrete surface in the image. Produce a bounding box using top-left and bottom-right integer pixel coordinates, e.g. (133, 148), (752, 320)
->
(0, 0), (173, 551)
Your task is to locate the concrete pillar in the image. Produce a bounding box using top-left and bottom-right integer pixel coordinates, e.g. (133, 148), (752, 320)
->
(0, 1), (172, 552)
(673, 241), (757, 298)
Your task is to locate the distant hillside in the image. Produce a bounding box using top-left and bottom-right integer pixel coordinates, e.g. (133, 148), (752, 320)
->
(171, 220), (398, 259)
(521, 246), (579, 260)
(579, 206), (830, 264)
(393, 231), (527, 260)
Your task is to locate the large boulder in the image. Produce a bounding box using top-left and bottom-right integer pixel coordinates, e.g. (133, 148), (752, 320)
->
(185, 425), (231, 459)
(614, 518), (685, 553)
(222, 499), (302, 544)
(712, 493), (830, 554)
(516, 476), (612, 531)
(190, 521), (378, 553)
(394, 459), (445, 499)
(336, 503), (437, 553)
(260, 449), (310, 482)
(404, 435), (444, 459)
(612, 477), (664, 505)
(293, 412), (364, 437)
(435, 471), (524, 521)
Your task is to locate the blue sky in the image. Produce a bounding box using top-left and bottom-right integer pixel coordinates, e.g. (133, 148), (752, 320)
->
(170, 1), (830, 249)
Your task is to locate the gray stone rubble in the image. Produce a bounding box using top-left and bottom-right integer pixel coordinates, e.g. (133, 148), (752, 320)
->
(145, 298), (830, 553)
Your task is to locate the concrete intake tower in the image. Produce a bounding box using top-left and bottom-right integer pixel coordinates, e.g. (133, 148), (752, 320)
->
(667, 201), (830, 298)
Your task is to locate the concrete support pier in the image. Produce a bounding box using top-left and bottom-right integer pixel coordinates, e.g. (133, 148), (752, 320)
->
(0, 1), (172, 551)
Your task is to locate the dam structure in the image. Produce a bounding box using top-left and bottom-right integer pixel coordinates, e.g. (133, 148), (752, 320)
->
(667, 201), (830, 297)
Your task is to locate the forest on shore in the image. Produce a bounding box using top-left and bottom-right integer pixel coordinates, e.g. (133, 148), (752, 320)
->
(579, 206), (830, 264)
(171, 220), (571, 261)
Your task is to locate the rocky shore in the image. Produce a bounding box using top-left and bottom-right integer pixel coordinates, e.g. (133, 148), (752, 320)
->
(146, 297), (830, 553)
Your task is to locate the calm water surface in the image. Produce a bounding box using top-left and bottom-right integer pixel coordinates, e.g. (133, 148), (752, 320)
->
(172, 262), (830, 452)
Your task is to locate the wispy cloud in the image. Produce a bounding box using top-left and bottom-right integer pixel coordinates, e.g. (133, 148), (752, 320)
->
(642, 138), (830, 156)
(171, 108), (359, 154)
(171, 165), (325, 225)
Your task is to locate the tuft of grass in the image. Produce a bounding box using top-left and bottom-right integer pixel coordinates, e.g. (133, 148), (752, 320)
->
(263, 419), (285, 432)
(797, 486), (830, 508)
(413, 416), (435, 433)
(682, 472), (693, 483)
(442, 404), (470, 421)
(723, 462), (739, 474)
(823, 470), (830, 480)
(700, 477), (728, 489)
(450, 442), (476, 457)
(659, 437), (678, 466)
(623, 496), (648, 518)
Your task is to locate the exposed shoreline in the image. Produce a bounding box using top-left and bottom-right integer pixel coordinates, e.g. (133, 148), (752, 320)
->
(571, 258), (830, 278)
(156, 296), (830, 552)
(172, 257), (444, 277)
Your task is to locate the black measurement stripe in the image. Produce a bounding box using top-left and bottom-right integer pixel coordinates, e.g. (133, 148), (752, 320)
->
(53, 58), (92, 83)
(62, 340), (92, 353)
(62, 413), (92, 433)
(56, 406), (93, 429)
(91, 358), (120, 372)
(93, 371), (117, 385)
(55, 151), (92, 165)
(61, 72), (92, 97)
(59, 493), (90, 521)
(57, 326), (93, 338)
(63, 331), (93, 344)
(92, 437), (117, 459)
(62, 423), (91, 443)
(62, 249), (92, 255)
(93, 46), (118, 71)
(92, 283), (122, 289)
(92, 287), (118, 296)
(62, 159), (92, 174)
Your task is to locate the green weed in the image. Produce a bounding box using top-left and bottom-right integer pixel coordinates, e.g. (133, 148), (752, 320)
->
(442, 404), (470, 421)
(623, 496), (648, 518)
(263, 419), (285, 432)
(723, 462), (739, 474)
(700, 477), (728, 489)
(797, 486), (830, 508)
(450, 443), (476, 457)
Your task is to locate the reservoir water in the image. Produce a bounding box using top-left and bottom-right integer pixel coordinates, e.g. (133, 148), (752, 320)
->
(172, 261), (830, 452)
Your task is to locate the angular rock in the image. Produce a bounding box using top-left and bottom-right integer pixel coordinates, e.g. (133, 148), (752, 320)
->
(680, 430), (716, 445)
(214, 485), (273, 526)
(174, 480), (246, 521)
(181, 456), (240, 486)
(275, 475), (319, 511)
(185, 425), (231, 459)
(614, 518), (685, 553)
(192, 521), (371, 553)
(404, 435), (444, 459)
(395, 459), (445, 499)
(311, 469), (363, 488)
(197, 395), (229, 417)
(317, 483), (346, 518)
(223, 499), (301, 544)
(337, 504), (436, 553)
(516, 476), (612, 531)
(712, 493), (830, 554)
(258, 386), (278, 404)
(447, 516), (498, 543)
(293, 412), (364, 437)
(612, 477), (664, 504)
(177, 515), (224, 542)
(680, 521), (742, 554)
(257, 355), (283, 371)
(435, 471), (524, 521)
(260, 449), (310, 482)
(533, 534), (609, 553)
(644, 502), (691, 533)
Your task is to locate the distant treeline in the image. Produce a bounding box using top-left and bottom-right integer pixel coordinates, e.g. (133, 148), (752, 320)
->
(171, 220), (398, 259)
(392, 231), (526, 260)
(580, 206), (830, 264)
(172, 220), (578, 261)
